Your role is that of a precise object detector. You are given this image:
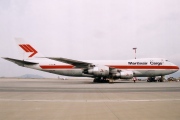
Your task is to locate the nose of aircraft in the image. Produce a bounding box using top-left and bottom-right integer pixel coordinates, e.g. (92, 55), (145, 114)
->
(175, 65), (179, 71)
(173, 64), (179, 72)
(169, 62), (179, 73)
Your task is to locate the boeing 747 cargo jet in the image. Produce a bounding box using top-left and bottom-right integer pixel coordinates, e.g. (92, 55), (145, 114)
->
(2, 38), (179, 83)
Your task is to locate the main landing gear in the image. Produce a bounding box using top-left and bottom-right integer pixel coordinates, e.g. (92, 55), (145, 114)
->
(147, 77), (156, 82)
(93, 77), (111, 83)
(147, 76), (164, 82)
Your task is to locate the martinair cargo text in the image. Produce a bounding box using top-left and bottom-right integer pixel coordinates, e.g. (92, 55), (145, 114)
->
(2, 38), (179, 83)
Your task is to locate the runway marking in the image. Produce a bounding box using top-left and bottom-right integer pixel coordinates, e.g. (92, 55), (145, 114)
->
(0, 99), (180, 102)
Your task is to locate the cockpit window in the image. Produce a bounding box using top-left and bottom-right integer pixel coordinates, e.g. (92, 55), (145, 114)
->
(165, 60), (168, 62)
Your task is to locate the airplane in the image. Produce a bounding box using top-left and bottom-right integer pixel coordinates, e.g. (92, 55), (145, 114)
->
(2, 38), (179, 83)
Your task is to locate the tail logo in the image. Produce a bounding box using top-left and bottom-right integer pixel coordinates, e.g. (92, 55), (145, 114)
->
(19, 44), (38, 57)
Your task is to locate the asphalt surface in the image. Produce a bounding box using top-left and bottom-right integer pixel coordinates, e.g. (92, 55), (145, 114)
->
(0, 78), (180, 120)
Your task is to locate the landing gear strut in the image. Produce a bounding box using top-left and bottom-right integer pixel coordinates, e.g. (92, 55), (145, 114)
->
(159, 76), (164, 82)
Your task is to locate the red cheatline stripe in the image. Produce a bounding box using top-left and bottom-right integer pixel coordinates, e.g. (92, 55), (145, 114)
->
(40, 65), (179, 70)
(40, 65), (74, 69)
(108, 65), (179, 69)
(19, 45), (30, 52)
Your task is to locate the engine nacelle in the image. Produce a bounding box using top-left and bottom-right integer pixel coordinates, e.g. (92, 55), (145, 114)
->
(87, 65), (109, 77)
(113, 70), (133, 79)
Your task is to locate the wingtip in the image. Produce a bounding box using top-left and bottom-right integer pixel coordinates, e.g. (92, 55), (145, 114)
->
(1, 57), (8, 59)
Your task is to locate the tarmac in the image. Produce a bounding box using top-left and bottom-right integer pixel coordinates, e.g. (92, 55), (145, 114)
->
(0, 78), (180, 120)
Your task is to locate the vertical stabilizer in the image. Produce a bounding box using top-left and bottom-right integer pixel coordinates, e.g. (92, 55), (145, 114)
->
(15, 38), (44, 60)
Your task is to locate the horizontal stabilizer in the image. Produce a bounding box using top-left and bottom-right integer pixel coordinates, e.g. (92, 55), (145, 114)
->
(2, 57), (38, 66)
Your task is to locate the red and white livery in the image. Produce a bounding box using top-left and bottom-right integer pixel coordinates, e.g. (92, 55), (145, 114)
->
(3, 38), (179, 83)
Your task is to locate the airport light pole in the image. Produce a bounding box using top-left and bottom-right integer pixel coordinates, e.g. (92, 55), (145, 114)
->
(133, 48), (137, 59)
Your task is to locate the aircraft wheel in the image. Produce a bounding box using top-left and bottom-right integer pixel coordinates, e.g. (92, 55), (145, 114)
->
(93, 79), (98, 83)
(93, 78), (109, 83)
(101, 79), (109, 83)
(93, 78), (101, 83)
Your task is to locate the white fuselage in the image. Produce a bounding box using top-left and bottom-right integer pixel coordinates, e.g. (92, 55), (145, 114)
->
(25, 58), (179, 78)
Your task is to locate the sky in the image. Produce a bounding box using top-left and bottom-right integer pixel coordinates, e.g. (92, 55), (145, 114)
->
(0, 0), (180, 78)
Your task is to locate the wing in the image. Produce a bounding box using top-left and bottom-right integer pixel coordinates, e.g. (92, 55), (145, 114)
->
(46, 57), (92, 68)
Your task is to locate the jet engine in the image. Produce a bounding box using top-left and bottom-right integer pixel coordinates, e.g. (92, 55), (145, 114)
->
(112, 69), (134, 79)
(84, 65), (109, 77)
